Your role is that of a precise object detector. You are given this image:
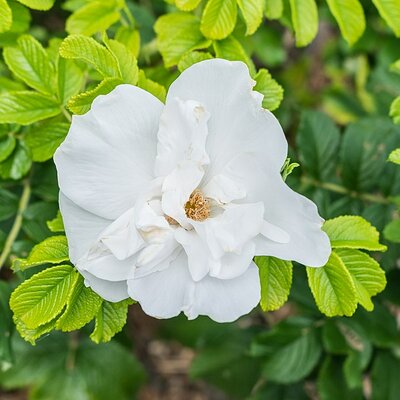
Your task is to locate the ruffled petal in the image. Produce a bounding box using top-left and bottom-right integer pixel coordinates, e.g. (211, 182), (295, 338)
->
(155, 98), (210, 177)
(54, 85), (164, 220)
(167, 59), (288, 183)
(59, 192), (111, 264)
(81, 270), (129, 302)
(185, 262), (261, 323)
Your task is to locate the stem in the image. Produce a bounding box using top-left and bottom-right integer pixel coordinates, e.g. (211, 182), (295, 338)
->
(123, 4), (135, 27)
(61, 107), (72, 123)
(0, 178), (31, 270)
(66, 332), (79, 371)
(301, 176), (392, 205)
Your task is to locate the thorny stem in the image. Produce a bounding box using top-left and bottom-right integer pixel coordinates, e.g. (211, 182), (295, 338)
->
(0, 178), (31, 270)
(301, 176), (392, 205)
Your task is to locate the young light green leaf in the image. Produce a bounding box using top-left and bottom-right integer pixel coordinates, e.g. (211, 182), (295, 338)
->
(296, 110), (340, 180)
(0, 0), (12, 33)
(3, 35), (56, 95)
(0, 91), (60, 125)
(335, 249), (386, 312)
(57, 58), (85, 105)
(59, 34), (119, 78)
(200, 0), (237, 40)
(155, 13), (212, 67)
(237, 0), (264, 35)
(281, 158), (300, 181)
(137, 70), (166, 102)
(25, 122), (69, 162)
(104, 39), (138, 85)
(323, 216), (387, 252)
(307, 252), (357, 317)
(10, 265), (78, 329)
(15, 0), (55, 10)
(390, 96), (400, 124)
(56, 275), (102, 332)
(254, 68), (284, 111)
(67, 77), (122, 115)
(371, 0), (400, 37)
(388, 148), (400, 164)
(47, 211), (64, 233)
(0, 135), (16, 162)
(289, 0), (318, 47)
(12, 236), (69, 271)
(14, 316), (57, 345)
(326, 0), (365, 45)
(115, 26), (140, 58)
(90, 299), (132, 344)
(255, 256), (293, 312)
(0, 140), (32, 180)
(66, 0), (121, 36)
(213, 35), (255, 74)
(265, 0), (283, 19)
(176, 0), (202, 11)
(383, 219), (400, 243)
(178, 51), (214, 72)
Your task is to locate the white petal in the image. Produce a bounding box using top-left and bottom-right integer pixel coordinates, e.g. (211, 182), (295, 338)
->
(128, 251), (193, 319)
(161, 160), (204, 228)
(185, 262), (261, 323)
(100, 208), (145, 261)
(81, 270), (129, 302)
(54, 85), (164, 220)
(167, 59), (287, 183)
(59, 192), (111, 264)
(261, 220), (290, 244)
(192, 202), (264, 259)
(155, 98), (210, 177)
(202, 173), (246, 204)
(78, 252), (136, 281)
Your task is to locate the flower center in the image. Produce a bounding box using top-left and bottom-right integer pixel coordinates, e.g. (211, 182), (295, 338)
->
(165, 215), (179, 225)
(185, 190), (210, 221)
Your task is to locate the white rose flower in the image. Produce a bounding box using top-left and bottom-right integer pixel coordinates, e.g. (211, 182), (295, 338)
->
(54, 59), (331, 322)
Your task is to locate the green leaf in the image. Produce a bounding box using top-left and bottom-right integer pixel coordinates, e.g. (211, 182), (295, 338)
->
(90, 299), (131, 344)
(10, 265), (78, 329)
(323, 216), (387, 251)
(104, 39), (138, 85)
(57, 58), (85, 105)
(66, 0), (121, 36)
(237, 0), (264, 35)
(200, 0), (237, 40)
(388, 148), (400, 164)
(255, 256), (293, 312)
(254, 68), (284, 111)
(15, 0), (55, 10)
(0, 188), (18, 222)
(371, 0), (400, 37)
(7, 1), (31, 33)
(261, 325), (322, 383)
(155, 13), (212, 67)
(47, 211), (64, 233)
(14, 316), (57, 345)
(289, 0), (318, 47)
(67, 78), (122, 115)
(115, 27), (140, 58)
(56, 275), (102, 332)
(371, 351), (400, 400)
(281, 157), (300, 181)
(178, 51), (214, 72)
(325, 0), (365, 45)
(59, 35), (119, 78)
(4, 35), (56, 95)
(12, 236), (69, 271)
(0, 91), (60, 125)
(296, 110), (340, 180)
(0, 0), (12, 33)
(0, 281), (13, 370)
(390, 96), (400, 124)
(176, 0), (202, 11)
(0, 140), (32, 180)
(265, 0), (283, 19)
(335, 249), (386, 311)
(307, 252), (357, 317)
(137, 70), (166, 102)
(0, 134), (16, 162)
(25, 122), (69, 162)
(383, 219), (400, 243)
(213, 35), (255, 74)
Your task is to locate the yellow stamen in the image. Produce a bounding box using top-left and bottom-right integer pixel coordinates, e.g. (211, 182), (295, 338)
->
(165, 215), (179, 225)
(185, 190), (210, 221)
